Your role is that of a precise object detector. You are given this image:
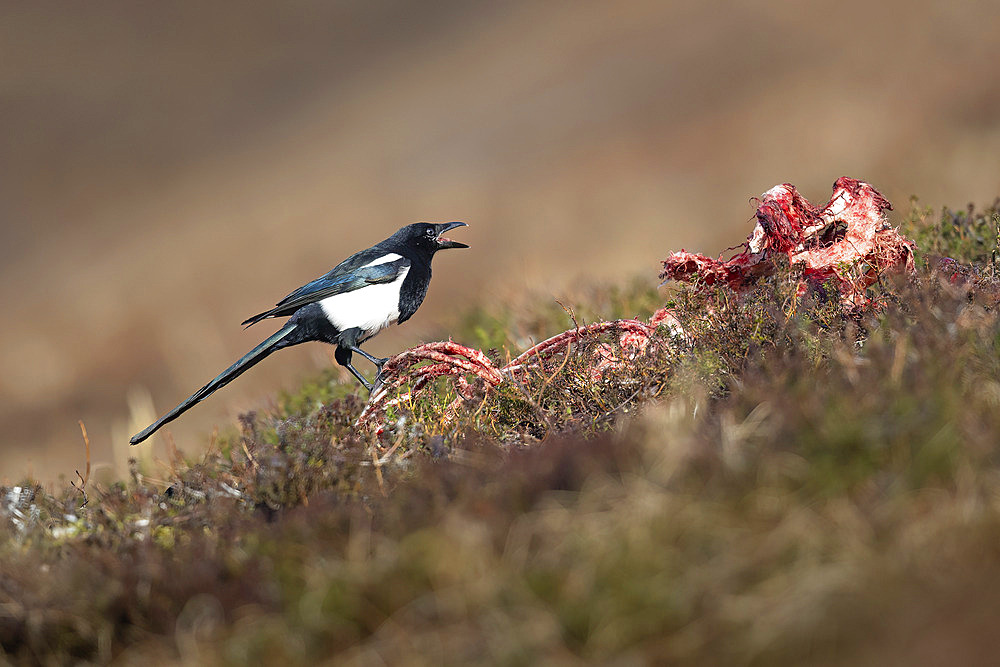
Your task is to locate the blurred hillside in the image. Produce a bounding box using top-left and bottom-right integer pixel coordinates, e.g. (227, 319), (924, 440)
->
(2, 0), (1000, 481)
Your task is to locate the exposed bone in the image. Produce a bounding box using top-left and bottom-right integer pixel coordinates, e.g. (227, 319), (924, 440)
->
(661, 177), (915, 308)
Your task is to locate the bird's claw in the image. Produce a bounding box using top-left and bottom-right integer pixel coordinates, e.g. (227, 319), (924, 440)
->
(371, 361), (388, 394)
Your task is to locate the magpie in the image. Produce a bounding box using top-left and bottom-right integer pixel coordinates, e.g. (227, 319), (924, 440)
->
(129, 221), (468, 445)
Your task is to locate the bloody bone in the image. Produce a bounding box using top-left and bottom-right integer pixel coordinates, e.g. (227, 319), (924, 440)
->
(356, 315), (680, 430)
(661, 177), (915, 308)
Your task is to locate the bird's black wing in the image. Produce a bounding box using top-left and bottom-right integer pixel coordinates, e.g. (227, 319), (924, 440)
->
(242, 252), (410, 326)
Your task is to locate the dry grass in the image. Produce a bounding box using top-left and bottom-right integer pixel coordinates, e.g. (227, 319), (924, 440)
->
(3, 201), (1000, 664)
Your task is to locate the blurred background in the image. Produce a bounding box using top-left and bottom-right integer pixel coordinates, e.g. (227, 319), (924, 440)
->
(3, 0), (999, 483)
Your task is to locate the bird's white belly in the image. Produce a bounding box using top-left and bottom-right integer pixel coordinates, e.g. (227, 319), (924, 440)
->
(319, 266), (408, 339)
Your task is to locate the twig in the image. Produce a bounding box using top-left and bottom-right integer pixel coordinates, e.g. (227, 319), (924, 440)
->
(536, 341), (573, 405)
(71, 420), (91, 507)
(371, 445), (386, 497)
(242, 439), (259, 472)
(555, 299), (580, 331)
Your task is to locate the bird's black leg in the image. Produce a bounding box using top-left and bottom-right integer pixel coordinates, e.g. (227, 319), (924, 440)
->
(345, 362), (374, 392)
(334, 344), (373, 391)
(335, 329), (391, 393)
(351, 346), (388, 372)
(350, 346), (391, 392)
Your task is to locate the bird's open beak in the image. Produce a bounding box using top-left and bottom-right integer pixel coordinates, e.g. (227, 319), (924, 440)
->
(434, 221), (469, 249)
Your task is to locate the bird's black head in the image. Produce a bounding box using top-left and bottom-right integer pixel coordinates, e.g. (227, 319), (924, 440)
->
(389, 222), (469, 257)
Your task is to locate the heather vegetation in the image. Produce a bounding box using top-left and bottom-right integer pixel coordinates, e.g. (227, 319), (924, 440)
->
(3, 200), (1000, 664)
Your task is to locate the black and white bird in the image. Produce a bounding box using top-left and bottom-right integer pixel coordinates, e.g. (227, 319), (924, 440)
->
(129, 221), (468, 445)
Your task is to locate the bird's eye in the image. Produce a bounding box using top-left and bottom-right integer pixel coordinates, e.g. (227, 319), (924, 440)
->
(426, 229), (435, 237)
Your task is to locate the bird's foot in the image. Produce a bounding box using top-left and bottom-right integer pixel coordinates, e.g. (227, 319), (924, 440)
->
(371, 370), (387, 395)
(371, 357), (389, 391)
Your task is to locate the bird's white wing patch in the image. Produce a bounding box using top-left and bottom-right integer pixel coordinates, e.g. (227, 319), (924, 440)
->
(362, 253), (402, 268)
(319, 265), (410, 339)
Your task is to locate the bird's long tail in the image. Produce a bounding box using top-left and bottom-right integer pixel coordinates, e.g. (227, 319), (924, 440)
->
(130, 322), (298, 445)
